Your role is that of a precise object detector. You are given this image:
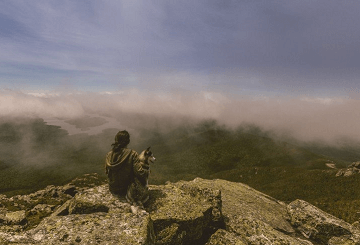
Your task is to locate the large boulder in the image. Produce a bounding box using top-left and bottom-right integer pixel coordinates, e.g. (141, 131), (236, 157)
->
(174, 178), (312, 244)
(180, 178), (294, 232)
(147, 181), (220, 244)
(287, 199), (360, 244)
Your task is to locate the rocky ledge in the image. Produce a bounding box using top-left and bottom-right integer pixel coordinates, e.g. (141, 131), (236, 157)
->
(336, 161), (360, 177)
(1, 174), (359, 244)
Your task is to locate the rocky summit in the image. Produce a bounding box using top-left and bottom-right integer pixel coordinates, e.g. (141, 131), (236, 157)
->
(1, 174), (360, 245)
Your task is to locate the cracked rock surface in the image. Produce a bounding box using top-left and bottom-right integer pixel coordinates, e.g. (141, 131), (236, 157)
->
(1, 175), (359, 244)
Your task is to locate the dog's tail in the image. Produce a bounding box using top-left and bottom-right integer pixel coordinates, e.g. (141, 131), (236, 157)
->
(126, 184), (135, 205)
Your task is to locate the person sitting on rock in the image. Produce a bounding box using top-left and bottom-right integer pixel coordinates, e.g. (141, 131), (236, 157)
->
(105, 130), (149, 197)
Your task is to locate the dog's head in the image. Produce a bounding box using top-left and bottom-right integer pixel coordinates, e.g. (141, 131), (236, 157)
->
(139, 147), (156, 164)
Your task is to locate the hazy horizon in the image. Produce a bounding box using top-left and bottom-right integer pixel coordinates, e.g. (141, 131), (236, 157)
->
(1, 89), (359, 145)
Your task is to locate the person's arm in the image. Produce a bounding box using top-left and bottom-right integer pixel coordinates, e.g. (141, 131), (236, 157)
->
(105, 151), (111, 175)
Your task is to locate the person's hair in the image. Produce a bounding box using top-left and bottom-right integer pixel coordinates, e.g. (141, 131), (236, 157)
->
(112, 130), (130, 151)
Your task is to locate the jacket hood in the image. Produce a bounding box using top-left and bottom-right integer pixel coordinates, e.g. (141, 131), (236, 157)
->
(105, 148), (134, 169)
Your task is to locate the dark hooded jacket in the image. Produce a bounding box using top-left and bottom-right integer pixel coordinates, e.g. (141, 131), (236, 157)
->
(105, 148), (140, 195)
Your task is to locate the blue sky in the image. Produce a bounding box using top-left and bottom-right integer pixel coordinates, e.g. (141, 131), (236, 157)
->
(1, 0), (360, 97)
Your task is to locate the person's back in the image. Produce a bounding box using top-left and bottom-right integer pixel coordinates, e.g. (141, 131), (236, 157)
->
(105, 130), (140, 195)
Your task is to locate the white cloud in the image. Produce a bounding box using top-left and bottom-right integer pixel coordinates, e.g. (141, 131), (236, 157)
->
(2, 89), (360, 143)
(0, 90), (84, 118)
(300, 97), (345, 105)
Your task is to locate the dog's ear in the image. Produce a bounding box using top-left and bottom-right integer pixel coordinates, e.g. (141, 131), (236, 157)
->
(146, 147), (151, 151)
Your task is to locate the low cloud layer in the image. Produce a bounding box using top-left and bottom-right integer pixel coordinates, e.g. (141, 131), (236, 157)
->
(1, 89), (359, 143)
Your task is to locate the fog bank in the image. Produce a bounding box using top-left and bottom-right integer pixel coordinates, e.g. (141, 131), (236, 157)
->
(1, 89), (359, 143)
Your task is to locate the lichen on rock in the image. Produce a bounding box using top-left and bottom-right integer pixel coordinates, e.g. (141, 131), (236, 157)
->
(287, 199), (360, 244)
(147, 182), (216, 244)
(205, 229), (246, 245)
(27, 212), (155, 245)
(1, 176), (359, 245)
(181, 178), (294, 234)
(328, 235), (359, 245)
(5, 210), (27, 226)
(67, 184), (132, 214)
(155, 223), (184, 245)
(228, 217), (313, 245)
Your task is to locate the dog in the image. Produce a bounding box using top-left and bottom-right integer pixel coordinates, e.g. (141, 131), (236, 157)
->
(126, 147), (155, 213)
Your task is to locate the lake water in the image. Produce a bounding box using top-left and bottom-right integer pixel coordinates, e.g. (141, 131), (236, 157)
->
(44, 114), (123, 135)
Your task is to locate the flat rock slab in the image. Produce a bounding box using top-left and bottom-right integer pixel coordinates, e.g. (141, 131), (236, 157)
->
(230, 217), (313, 245)
(178, 178), (294, 233)
(179, 178), (294, 227)
(32, 213), (154, 245)
(1, 212), (154, 244)
(53, 184), (132, 216)
(288, 199), (360, 244)
(173, 178), (316, 244)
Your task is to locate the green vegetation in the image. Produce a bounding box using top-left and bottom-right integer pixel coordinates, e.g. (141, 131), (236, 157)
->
(1, 117), (360, 223)
(0, 118), (111, 195)
(136, 121), (360, 223)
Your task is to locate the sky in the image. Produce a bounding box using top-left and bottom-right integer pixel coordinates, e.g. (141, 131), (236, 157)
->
(1, 0), (360, 96)
(1, 1), (360, 142)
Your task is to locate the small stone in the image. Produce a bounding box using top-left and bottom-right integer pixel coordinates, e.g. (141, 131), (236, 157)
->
(63, 185), (77, 197)
(75, 236), (82, 242)
(30, 204), (54, 216)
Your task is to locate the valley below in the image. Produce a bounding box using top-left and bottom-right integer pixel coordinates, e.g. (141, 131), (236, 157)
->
(1, 115), (360, 225)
